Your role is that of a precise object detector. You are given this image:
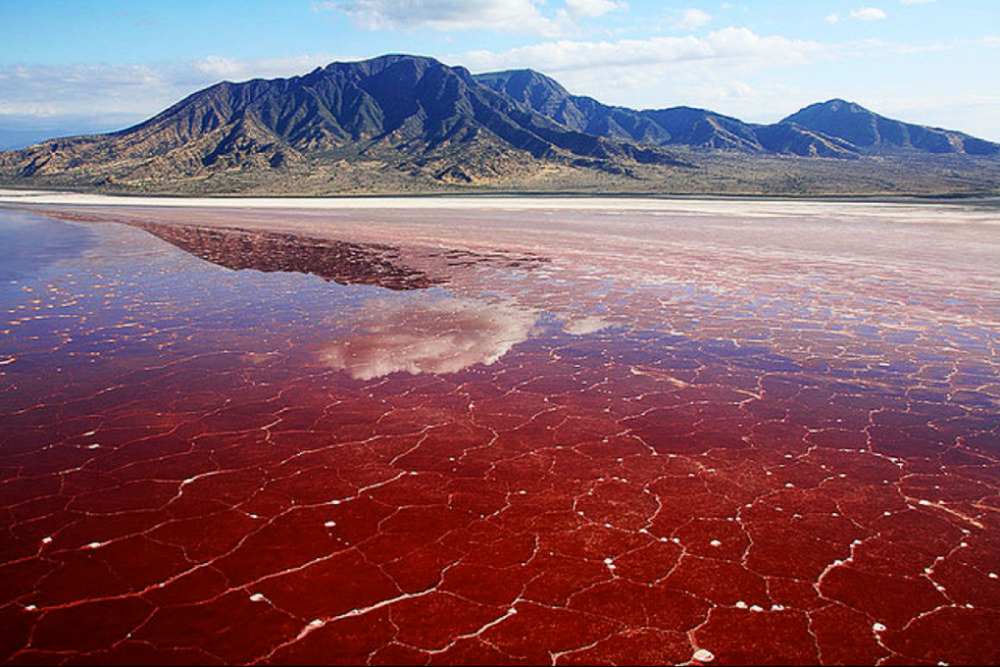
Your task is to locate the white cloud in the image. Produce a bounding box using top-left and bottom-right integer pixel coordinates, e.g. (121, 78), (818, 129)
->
(460, 28), (830, 119)
(0, 55), (344, 123)
(825, 13), (840, 24)
(318, 0), (626, 36)
(673, 8), (712, 31)
(0, 54), (350, 142)
(321, 296), (537, 379)
(563, 0), (626, 19)
(850, 8), (888, 21)
(562, 315), (611, 335)
(901, 0), (935, 4)
(462, 28), (827, 76)
(319, 0), (561, 35)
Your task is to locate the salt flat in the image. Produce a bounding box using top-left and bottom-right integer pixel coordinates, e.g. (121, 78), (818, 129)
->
(0, 193), (998, 665)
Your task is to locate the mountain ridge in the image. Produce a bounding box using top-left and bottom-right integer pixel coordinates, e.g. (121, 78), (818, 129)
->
(1, 53), (998, 195)
(475, 68), (997, 159)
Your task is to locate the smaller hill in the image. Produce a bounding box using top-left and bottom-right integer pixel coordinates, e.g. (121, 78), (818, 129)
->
(782, 99), (1000, 156)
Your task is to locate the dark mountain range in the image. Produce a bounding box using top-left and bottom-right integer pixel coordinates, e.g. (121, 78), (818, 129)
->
(1, 54), (998, 195)
(475, 68), (998, 159)
(0, 54), (683, 190)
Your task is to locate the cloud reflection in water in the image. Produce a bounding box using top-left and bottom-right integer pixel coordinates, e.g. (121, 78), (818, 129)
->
(321, 295), (538, 380)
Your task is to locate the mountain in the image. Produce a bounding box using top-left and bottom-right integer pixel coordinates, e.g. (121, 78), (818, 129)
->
(475, 69), (999, 160)
(474, 69), (858, 157)
(0, 54), (684, 191)
(1, 54), (998, 195)
(781, 99), (1000, 156)
(474, 69), (672, 146)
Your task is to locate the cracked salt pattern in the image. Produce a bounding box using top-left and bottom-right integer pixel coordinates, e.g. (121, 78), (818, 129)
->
(1, 200), (999, 666)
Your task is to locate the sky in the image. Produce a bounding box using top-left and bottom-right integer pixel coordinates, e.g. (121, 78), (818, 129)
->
(1, 0), (999, 148)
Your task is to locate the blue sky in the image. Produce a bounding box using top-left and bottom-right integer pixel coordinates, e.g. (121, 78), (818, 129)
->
(2, 0), (998, 148)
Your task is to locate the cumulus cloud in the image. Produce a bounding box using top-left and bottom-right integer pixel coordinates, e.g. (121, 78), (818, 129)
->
(673, 8), (712, 31)
(825, 13), (841, 23)
(462, 27), (827, 75)
(850, 7), (888, 21)
(563, 0), (626, 19)
(319, 0), (560, 34)
(901, 0), (935, 4)
(318, 0), (626, 35)
(320, 296), (537, 380)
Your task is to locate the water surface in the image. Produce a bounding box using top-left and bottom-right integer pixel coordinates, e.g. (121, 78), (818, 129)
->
(1, 201), (998, 666)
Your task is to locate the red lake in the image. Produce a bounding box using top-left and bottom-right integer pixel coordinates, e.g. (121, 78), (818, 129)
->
(0, 196), (998, 665)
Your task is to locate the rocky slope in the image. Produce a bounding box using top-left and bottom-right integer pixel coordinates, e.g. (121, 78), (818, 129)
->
(781, 99), (999, 156)
(0, 55), (684, 190)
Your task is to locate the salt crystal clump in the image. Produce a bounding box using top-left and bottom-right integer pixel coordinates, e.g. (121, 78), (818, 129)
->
(692, 648), (715, 662)
(873, 622), (887, 632)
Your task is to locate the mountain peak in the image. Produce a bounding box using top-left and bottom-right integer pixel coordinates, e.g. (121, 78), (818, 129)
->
(788, 99), (870, 117)
(781, 98), (997, 155)
(474, 69), (572, 116)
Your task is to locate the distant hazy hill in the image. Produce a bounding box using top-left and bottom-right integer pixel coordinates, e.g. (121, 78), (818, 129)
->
(1, 54), (998, 195)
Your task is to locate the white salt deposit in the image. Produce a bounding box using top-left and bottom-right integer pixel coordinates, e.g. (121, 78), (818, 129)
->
(693, 648), (715, 662)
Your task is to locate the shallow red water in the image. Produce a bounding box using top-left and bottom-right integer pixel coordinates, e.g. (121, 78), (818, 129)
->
(1, 202), (998, 665)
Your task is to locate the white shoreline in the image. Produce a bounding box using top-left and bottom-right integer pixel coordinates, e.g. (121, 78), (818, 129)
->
(0, 188), (996, 227)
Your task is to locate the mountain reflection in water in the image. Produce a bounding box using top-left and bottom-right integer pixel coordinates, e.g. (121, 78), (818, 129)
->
(133, 221), (444, 290)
